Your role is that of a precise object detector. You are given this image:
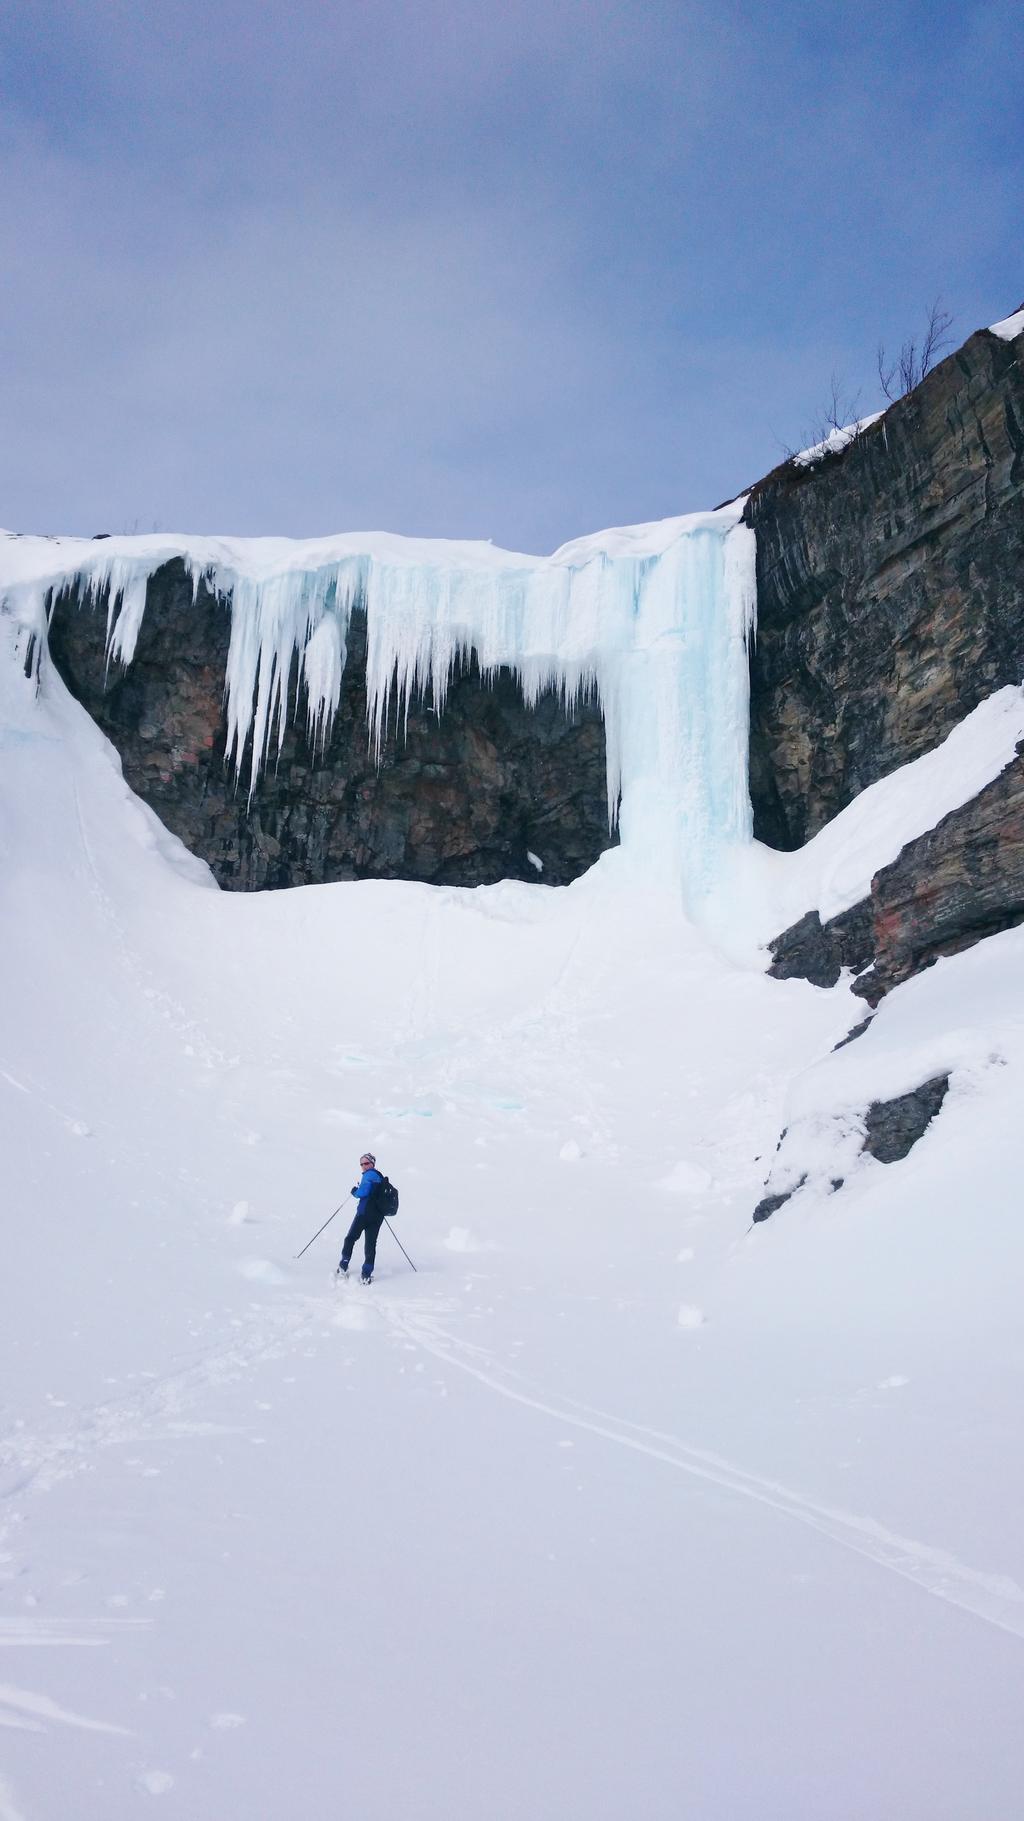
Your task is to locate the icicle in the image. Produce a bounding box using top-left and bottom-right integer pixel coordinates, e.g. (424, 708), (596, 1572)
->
(301, 615), (346, 753)
(104, 562), (151, 669)
(0, 581), (49, 688)
(0, 506), (759, 899)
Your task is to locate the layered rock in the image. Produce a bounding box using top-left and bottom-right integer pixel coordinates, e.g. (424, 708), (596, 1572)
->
(47, 560), (615, 892)
(755, 316), (1023, 1004)
(767, 745), (1024, 1003)
(745, 325), (1024, 850)
(751, 320), (1022, 1227)
(853, 746), (1024, 1003)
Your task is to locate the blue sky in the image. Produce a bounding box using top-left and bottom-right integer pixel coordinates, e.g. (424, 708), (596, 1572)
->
(2, 0), (1021, 551)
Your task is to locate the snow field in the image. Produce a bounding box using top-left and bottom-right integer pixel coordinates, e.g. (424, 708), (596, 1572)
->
(2, 623), (1024, 1816)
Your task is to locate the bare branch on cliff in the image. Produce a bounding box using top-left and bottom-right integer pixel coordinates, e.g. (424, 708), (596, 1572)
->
(808, 373), (862, 450)
(878, 298), (954, 401)
(775, 372), (866, 466)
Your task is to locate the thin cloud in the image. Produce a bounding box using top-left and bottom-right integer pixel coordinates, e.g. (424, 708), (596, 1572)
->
(1, 1), (1021, 546)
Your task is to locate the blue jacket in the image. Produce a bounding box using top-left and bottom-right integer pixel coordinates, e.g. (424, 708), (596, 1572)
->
(351, 1167), (382, 1213)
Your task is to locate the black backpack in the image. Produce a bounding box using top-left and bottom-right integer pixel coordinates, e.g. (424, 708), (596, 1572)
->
(370, 1175), (400, 1219)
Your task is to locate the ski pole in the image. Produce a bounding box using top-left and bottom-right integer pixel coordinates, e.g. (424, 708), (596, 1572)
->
(294, 1203), (346, 1260)
(384, 1218), (417, 1273)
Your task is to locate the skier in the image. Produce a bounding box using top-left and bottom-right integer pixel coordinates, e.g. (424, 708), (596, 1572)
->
(337, 1153), (384, 1283)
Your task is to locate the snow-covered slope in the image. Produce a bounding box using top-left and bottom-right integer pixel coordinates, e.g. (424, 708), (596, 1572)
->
(2, 602), (1024, 1818)
(711, 682), (1024, 951)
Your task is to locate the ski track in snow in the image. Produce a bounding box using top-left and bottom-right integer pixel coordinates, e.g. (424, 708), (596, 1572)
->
(4, 1267), (1023, 1647)
(0, 1617), (147, 1651)
(0, 1300), (318, 1500)
(0, 1683), (131, 1736)
(379, 1293), (1024, 1644)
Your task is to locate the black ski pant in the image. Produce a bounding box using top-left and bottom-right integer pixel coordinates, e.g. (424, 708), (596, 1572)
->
(340, 1207), (385, 1278)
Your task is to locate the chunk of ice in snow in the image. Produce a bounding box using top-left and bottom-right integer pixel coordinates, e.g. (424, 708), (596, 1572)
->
(237, 1258), (285, 1284)
(559, 1140), (583, 1162)
(677, 1303), (706, 1328)
(444, 1227), (479, 1253)
(137, 1770), (175, 1795)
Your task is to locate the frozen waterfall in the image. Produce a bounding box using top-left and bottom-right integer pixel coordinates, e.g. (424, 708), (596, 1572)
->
(0, 506), (756, 897)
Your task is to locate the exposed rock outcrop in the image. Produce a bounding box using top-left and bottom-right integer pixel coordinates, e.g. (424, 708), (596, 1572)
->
(862, 1076), (950, 1164)
(47, 561), (616, 892)
(751, 1176), (806, 1224)
(750, 1073), (951, 1223)
(852, 748), (1024, 1003)
(767, 900), (873, 988)
(833, 1016), (873, 1052)
(767, 745), (1024, 1002)
(746, 325), (1024, 850)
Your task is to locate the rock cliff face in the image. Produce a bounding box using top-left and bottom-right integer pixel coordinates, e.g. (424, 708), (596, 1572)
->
(753, 317), (1024, 1010)
(745, 325), (1024, 850)
(750, 316), (1022, 1214)
(47, 561), (615, 891)
(44, 317), (1021, 925)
